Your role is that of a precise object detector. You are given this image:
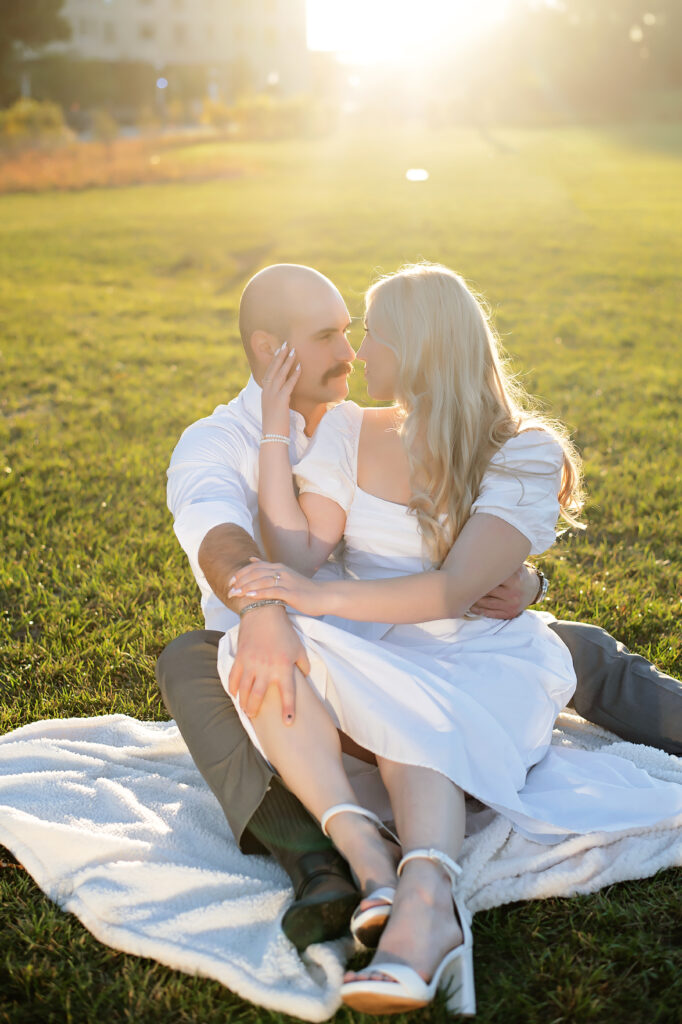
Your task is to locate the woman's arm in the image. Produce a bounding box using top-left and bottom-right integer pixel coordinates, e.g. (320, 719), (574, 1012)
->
(258, 343), (346, 576)
(229, 513), (531, 623)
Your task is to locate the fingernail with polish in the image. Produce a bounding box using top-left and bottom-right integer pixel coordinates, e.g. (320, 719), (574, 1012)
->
(246, 591), (256, 597)
(230, 588), (241, 596)
(288, 348), (296, 358)
(228, 576), (235, 586)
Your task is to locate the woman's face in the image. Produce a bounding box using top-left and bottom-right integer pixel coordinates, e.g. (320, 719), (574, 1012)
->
(356, 307), (399, 401)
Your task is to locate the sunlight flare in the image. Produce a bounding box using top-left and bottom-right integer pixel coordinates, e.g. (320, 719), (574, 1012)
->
(307, 0), (510, 63)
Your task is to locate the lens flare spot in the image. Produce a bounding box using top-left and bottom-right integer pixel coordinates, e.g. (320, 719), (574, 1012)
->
(406, 168), (429, 182)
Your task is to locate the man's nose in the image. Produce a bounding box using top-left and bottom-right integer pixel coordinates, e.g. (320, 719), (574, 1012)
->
(337, 332), (355, 361)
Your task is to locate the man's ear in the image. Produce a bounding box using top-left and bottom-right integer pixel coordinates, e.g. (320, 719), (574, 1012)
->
(251, 329), (280, 363)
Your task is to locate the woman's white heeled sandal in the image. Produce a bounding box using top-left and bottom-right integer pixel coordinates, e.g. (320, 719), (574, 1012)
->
(340, 847), (476, 1017)
(349, 885), (396, 948)
(319, 802), (399, 845)
(319, 803), (399, 948)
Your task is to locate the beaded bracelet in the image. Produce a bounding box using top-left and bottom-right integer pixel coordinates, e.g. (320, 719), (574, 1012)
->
(239, 599), (286, 617)
(260, 433), (290, 446)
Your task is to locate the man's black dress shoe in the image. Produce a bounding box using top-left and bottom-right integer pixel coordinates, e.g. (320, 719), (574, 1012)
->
(281, 848), (360, 951)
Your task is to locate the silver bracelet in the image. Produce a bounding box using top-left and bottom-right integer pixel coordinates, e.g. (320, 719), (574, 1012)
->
(259, 437), (290, 447)
(239, 598), (286, 617)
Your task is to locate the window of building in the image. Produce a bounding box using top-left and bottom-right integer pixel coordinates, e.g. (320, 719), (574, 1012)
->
(138, 22), (156, 41)
(103, 21), (117, 44)
(173, 22), (188, 45)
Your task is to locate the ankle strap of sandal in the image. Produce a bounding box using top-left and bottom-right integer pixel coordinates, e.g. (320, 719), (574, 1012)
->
(320, 803), (399, 845)
(397, 848), (463, 892)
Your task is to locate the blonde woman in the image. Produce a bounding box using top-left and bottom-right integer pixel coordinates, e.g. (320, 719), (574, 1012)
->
(218, 264), (682, 1015)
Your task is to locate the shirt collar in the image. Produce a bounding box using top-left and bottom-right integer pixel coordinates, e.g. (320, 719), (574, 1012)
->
(241, 375), (307, 437)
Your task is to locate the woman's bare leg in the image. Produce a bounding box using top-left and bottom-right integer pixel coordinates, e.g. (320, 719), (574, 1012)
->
(248, 669), (397, 895)
(348, 759), (466, 983)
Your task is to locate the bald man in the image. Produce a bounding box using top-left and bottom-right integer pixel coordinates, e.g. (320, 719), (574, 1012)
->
(157, 264), (682, 950)
(160, 266), (368, 949)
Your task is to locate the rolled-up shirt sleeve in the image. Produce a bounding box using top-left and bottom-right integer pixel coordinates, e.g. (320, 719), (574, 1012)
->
(167, 419), (254, 569)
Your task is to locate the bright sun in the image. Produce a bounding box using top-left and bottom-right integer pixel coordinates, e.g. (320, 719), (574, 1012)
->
(307, 0), (511, 64)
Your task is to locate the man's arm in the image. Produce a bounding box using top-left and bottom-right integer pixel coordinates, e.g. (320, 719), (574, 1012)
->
(198, 523), (311, 723)
(168, 416), (310, 724)
(198, 522), (263, 608)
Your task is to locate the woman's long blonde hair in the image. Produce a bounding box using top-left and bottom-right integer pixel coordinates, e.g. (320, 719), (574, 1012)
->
(365, 263), (584, 565)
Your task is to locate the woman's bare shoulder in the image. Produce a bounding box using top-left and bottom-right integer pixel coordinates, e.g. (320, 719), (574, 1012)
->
(360, 405), (399, 433)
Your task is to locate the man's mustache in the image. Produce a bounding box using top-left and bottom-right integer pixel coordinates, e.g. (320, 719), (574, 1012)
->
(322, 361), (355, 383)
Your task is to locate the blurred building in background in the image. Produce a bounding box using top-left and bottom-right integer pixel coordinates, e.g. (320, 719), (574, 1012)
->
(48, 0), (309, 94)
(19, 0), (309, 119)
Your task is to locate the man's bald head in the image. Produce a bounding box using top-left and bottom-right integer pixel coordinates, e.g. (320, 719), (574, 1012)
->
(239, 264), (343, 366)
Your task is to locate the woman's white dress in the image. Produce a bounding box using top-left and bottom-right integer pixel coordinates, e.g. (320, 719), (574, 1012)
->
(217, 403), (682, 843)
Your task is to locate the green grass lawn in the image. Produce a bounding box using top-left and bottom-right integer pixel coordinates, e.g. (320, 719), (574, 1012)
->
(1, 124), (681, 1022)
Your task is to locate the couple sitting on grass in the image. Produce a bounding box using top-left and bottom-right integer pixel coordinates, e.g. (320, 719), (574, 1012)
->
(158, 262), (682, 1016)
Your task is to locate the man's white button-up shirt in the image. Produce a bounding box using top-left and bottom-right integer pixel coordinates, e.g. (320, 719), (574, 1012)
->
(167, 375), (312, 633)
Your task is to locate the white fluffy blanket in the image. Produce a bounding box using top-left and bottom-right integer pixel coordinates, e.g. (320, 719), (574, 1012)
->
(0, 711), (680, 1022)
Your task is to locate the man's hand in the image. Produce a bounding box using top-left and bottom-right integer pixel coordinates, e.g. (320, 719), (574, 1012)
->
(227, 603), (311, 723)
(469, 563), (540, 619)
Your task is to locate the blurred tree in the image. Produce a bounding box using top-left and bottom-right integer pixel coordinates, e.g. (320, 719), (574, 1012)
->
(430, 0), (682, 124)
(525, 0), (682, 114)
(0, 0), (71, 104)
(0, 96), (71, 148)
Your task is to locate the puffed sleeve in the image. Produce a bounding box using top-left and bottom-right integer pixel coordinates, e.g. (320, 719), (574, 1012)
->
(294, 402), (362, 512)
(471, 429), (564, 555)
